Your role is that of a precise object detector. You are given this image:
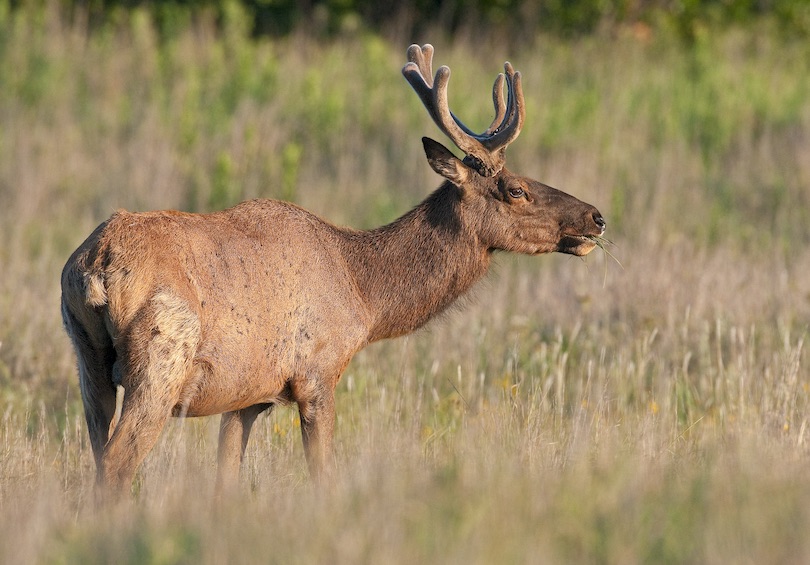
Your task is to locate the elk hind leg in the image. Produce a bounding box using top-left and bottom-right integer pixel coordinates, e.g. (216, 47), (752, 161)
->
(215, 403), (274, 494)
(61, 303), (117, 483)
(297, 389), (336, 482)
(101, 291), (200, 496)
(101, 379), (179, 494)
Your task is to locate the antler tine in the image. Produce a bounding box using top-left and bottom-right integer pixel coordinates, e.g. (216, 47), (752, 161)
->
(403, 44), (525, 176)
(406, 44), (434, 86)
(484, 73), (506, 136)
(482, 62), (525, 150)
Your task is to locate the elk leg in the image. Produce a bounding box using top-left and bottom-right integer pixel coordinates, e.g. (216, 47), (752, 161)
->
(62, 305), (117, 483)
(99, 301), (199, 497)
(81, 363), (118, 484)
(99, 360), (193, 497)
(99, 378), (179, 495)
(297, 391), (336, 481)
(215, 403), (273, 494)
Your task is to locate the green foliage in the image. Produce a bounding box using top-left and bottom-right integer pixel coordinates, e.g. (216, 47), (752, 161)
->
(208, 151), (239, 209)
(43, 0), (810, 41)
(1, 0), (810, 404)
(279, 141), (302, 202)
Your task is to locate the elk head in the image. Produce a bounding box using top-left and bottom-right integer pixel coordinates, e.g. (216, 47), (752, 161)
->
(403, 44), (606, 256)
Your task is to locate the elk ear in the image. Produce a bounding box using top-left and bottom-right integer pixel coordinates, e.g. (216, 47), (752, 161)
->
(422, 137), (472, 185)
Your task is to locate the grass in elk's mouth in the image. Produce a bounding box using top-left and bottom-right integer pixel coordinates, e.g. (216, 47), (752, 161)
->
(585, 234), (622, 284)
(586, 234), (620, 261)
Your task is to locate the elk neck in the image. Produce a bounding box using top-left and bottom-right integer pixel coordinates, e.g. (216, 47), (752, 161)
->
(339, 182), (492, 343)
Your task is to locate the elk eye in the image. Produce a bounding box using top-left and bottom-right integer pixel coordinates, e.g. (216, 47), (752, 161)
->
(507, 187), (525, 199)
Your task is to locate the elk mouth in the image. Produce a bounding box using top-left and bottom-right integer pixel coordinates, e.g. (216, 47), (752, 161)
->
(558, 234), (601, 256)
(557, 212), (607, 256)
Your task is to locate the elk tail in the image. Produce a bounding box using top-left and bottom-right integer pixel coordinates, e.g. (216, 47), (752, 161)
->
(84, 271), (108, 307)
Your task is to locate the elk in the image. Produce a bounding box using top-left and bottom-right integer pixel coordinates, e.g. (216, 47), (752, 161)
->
(61, 44), (606, 496)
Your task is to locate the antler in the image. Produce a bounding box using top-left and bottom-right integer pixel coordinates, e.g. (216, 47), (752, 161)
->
(402, 43), (525, 177)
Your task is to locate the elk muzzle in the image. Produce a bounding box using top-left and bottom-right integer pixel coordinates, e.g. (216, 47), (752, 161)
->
(557, 207), (607, 256)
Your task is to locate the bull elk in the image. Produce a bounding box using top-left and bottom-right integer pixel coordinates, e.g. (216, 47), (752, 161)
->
(61, 44), (606, 496)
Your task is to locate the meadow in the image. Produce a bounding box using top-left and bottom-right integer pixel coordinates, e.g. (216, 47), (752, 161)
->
(1, 3), (810, 563)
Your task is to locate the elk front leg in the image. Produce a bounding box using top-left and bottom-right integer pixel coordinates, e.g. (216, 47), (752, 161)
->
(215, 403), (273, 494)
(297, 390), (336, 481)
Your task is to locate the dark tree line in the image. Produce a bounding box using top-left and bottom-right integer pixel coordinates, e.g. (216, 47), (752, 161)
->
(25, 0), (810, 40)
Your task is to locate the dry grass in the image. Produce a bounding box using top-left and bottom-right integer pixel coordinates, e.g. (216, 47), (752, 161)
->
(1, 4), (810, 563)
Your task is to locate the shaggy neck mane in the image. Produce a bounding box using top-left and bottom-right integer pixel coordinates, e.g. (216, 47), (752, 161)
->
(340, 183), (492, 343)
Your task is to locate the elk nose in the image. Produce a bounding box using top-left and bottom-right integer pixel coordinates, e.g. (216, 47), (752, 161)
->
(592, 212), (606, 234)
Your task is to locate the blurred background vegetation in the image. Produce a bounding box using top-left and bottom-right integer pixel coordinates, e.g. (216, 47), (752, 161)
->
(1, 0), (808, 435)
(1, 0), (808, 437)
(35, 0), (810, 40)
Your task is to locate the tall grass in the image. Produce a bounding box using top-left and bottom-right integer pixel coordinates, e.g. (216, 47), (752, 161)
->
(1, 3), (809, 562)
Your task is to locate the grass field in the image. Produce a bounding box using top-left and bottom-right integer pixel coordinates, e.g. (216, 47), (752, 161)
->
(1, 3), (810, 563)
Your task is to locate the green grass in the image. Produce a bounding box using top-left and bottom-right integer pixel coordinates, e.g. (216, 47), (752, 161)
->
(1, 3), (810, 563)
